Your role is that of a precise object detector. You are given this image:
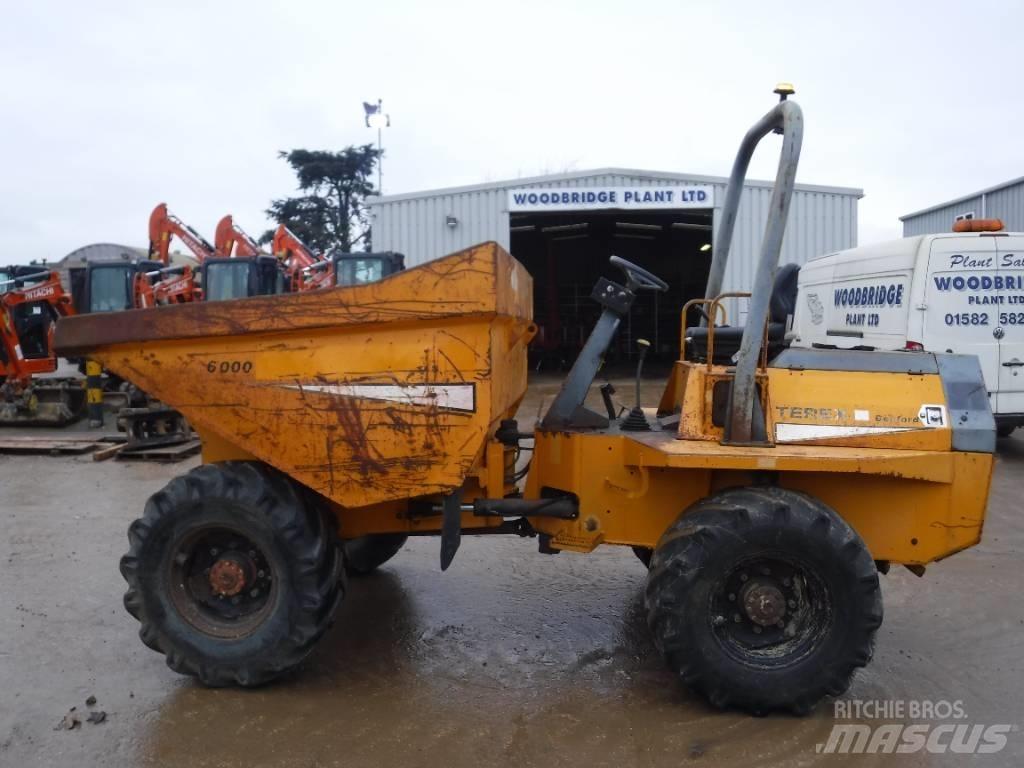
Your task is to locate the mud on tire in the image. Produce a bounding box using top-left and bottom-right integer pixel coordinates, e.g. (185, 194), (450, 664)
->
(644, 486), (882, 715)
(120, 461), (343, 686)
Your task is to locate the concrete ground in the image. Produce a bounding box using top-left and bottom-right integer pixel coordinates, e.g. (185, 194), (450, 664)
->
(2, 379), (1023, 767)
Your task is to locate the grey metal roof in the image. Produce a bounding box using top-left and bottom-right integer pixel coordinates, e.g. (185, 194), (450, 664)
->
(370, 167), (863, 204)
(59, 243), (148, 264)
(900, 174), (1024, 221)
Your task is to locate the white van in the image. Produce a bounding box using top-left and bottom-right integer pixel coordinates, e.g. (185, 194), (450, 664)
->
(792, 228), (1024, 436)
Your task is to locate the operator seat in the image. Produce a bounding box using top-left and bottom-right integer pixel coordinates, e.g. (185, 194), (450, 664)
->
(685, 263), (800, 364)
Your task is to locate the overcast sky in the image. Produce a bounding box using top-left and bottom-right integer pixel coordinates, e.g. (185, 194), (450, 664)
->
(2, 0), (1022, 266)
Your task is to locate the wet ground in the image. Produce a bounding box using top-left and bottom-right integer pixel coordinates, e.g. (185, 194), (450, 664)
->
(2, 378), (1023, 767)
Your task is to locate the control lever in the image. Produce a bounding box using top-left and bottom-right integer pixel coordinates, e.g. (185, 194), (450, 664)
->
(600, 383), (618, 420)
(620, 339), (652, 431)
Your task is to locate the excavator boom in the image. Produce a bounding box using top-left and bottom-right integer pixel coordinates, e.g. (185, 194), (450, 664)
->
(148, 203), (216, 264)
(214, 215), (261, 258)
(271, 224), (326, 291)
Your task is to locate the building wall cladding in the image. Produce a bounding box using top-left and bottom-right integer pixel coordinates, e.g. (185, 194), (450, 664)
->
(902, 177), (1024, 236)
(369, 170), (860, 319)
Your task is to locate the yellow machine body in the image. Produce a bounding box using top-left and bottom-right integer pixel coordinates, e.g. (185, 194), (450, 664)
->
(526, 359), (992, 565)
(54, 243), (993, 568)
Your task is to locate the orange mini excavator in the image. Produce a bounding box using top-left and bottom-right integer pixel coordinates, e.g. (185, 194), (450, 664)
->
(202, 214), (283, 300)
(271, 223), (404, 291)
(0, 267), (85, 425)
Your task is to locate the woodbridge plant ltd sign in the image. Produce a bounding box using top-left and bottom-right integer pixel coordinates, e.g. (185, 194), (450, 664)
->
(508, 185), (714, 212)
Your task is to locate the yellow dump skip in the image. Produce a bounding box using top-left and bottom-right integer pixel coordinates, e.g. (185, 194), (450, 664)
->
(55, 242), (535, 508)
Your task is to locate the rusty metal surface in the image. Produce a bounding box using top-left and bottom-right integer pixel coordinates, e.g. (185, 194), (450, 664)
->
(53, 243), (534, 509)
(208, 558), (247, 597)
(54, 241), (521, 356)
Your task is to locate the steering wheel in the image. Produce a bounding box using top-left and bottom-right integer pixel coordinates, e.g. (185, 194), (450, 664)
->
(609, 255), (669, 292)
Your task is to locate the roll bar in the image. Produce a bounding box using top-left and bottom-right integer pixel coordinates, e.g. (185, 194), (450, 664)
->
(706, 98), (803, 444)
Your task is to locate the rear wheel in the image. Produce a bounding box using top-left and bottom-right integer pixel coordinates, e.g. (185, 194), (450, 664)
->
(120, 461), (343, 686)
(645, 486), (882, 715)
(344, 534), (408, 576)
(997, 423), (1016, 438)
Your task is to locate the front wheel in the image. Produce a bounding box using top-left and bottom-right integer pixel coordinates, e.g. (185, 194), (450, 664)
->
(645, 486), (882, 715)
(120, 461), (343, 686)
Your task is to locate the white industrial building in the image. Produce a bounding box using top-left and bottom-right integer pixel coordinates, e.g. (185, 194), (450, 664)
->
(369, 168), (861, 363)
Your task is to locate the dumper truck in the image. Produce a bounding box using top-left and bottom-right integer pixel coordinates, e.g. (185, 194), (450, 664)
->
(54, 94), (995, 714)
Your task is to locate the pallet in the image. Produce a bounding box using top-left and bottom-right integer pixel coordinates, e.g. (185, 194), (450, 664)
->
(0, 437), (115, 455)
(117, 439), (201, 462)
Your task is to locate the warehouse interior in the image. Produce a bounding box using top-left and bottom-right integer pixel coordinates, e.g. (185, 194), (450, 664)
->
(509, 209), (713, 369)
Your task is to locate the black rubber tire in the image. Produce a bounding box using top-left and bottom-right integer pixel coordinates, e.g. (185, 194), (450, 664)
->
(119, 461), (343, 687)
(997, 423), (1016, 438)
(632, 546), (653, 568)
(344, 534), (408, 576)
(644, 486), (882, 715)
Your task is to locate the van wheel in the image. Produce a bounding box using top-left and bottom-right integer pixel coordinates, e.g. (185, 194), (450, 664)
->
(997, 423), (1016, 438)
(344, 534), (408, 575)
(645, 486), (882, 715)
(119, 461), (343, 687)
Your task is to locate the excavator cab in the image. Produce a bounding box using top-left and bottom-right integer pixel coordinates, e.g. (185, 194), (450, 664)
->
(1, 268), (84, 426)
(2, 268), (49, 356)
(201, 256), (285, 302)
(331, 251), (405, 287)
(78, 260), (163, 314)
(1, 267), (55, 361)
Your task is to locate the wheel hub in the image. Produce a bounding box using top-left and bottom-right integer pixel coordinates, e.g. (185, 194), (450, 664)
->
(741, 580), (786, 626)
(209, 555), (250, 597)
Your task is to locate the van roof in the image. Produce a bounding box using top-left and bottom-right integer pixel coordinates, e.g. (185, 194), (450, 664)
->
(808, 232), (1024, 266)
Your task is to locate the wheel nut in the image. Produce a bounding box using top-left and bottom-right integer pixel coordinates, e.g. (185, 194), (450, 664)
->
(739, 573), (749, 582)
(210, 548), (219, 556)
(788, 599), (796, 609)
(250, 589), (259, 598)
(209, 557), (248, 597)
(728, 593), (736, 601)
(782, 577), (791, 587)
(733, 613), (741, 623)
(753, 626), (762, 634)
